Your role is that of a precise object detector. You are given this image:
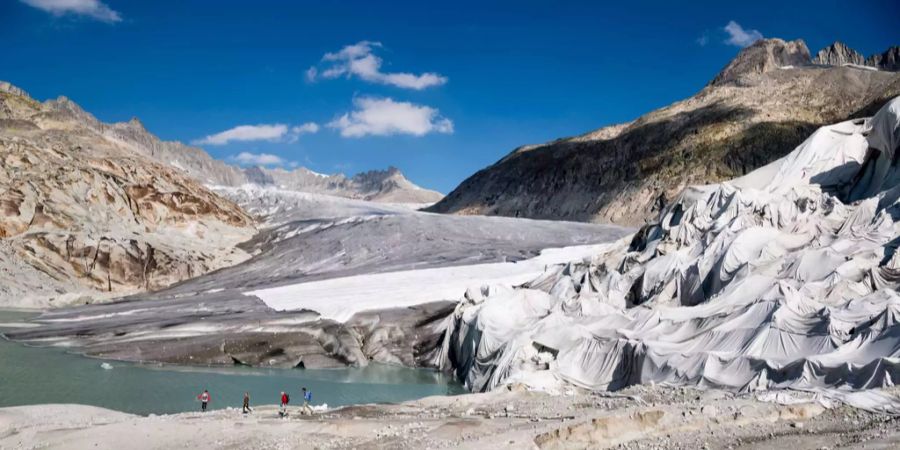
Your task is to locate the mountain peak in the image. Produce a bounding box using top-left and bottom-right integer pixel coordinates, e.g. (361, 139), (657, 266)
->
(127, 116), (145, 128)
(811, 43), (899, 72)
(812, 41), (866, 66)
(710, 38), (811, 86)
(354, 166), (403, 180)
(867, 46), (900, 71)
(352, 166), (407, 186)
(349, 167), (443, 202)
(0, 81), (29, 98)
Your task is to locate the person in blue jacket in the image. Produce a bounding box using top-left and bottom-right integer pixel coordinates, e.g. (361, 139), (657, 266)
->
(301, 387), (313, 415)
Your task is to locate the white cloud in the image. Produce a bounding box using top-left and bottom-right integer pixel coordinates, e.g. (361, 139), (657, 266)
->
(328, 97), (453, 138)
(723, 21), (763, 47)
(194, 122), (318, 146)
(194, 124), (288, 145)
(305, 67), (318, 82)
(230, 152), (286, 166)
(696, 33), (709, 46)
(286, 122), (319, 143)
(308, 41), (447, 90)
(21, 0), (121, 23)
(292, 122), (319, 135)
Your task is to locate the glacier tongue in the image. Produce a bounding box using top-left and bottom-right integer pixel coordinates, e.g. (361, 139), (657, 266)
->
(436, 97), (900, 412)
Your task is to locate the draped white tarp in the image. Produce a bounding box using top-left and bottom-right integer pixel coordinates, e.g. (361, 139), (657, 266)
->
(435, 97), (900, 413)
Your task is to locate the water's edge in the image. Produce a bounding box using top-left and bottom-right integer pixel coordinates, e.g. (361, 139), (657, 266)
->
(0, 310), (464, 416)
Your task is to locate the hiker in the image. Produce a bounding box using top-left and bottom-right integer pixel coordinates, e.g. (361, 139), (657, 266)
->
(301, 387), (313, 415)
(197, 389), (211, 412)
(242, 392), (252, 414)
(279, 391), (290, 417)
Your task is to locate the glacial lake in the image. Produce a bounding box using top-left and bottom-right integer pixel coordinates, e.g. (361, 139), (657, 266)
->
(0, 310), (465, 415)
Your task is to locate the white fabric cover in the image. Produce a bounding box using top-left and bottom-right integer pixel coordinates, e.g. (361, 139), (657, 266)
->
(434, 97), (900, 413)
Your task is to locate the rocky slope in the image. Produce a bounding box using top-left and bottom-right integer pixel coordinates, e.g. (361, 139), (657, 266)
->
(429, 38), (900, 225)
(106, 117), (443, 203)
(0, 79), (442, 308)
(0, 82), (255, 308)
(711, 38), (812, 86)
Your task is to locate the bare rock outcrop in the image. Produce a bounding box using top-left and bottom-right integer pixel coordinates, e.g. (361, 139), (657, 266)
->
(868, 46), (900, 71)
(812, 41), (900, 72)
(711, 38), (811, 86)
(0, 84), (255, 308)
(812, 41), (866, 67)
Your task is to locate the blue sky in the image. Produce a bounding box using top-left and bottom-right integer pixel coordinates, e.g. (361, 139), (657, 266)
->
(2, 1), (898, 192)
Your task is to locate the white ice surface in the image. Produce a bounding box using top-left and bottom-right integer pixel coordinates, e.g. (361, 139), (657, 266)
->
(248, 244), (609, 323)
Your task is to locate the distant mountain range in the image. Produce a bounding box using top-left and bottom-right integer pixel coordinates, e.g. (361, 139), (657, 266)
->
(103, 116), (443, 204)
(428, 39), (900, 225)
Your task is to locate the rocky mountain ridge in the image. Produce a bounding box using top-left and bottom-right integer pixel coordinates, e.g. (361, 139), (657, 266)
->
(813, 41), (900, 71)
(0, 82), (255, 307)
(104, 117), (443, 204)
(428, 38), (900, 225)
(237, 165), (443, 204)
(710, 38), (811, 86)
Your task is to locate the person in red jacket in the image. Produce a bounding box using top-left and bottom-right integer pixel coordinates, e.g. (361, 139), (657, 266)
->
(197, 389), (211, 412)
(279, 391), (289, 417)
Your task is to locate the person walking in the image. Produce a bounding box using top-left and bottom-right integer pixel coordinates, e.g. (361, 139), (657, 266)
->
(242, 392), (252, 414)
(301, 387), (313, 415)
(197, 389), (211, 412)
(279, 391), (290, 417)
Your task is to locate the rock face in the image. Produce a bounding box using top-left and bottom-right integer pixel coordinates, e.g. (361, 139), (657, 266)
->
(812, 42), (900, 72)
(711, 38), (812, 86)
(102, 118), (247, 186)
(104, 117), (442, 204)
(0, 83), (255, 308)
(812, 41), (866, 67)
(435, 98), (900, 401)
(428, 38), (900, 226)
(868, 46), (900, 71)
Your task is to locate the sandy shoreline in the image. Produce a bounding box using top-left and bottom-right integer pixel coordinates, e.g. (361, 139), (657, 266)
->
(3, 386), (900, 449)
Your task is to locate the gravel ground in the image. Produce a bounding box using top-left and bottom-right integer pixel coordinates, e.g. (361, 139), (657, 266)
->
(3, 385), (899, 449)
